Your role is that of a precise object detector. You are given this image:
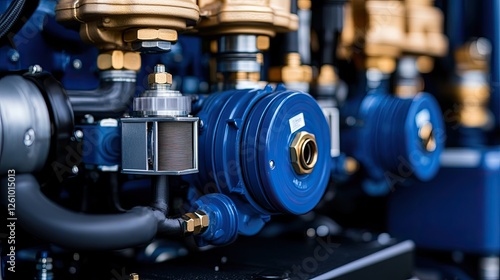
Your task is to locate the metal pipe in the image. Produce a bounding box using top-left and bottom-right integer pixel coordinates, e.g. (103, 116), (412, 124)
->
(67, 70), (136, 118)
(152, 175), (169, 213)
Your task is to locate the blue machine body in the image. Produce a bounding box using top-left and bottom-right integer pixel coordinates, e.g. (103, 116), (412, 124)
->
(388, 147), (500, 254)
(341, 90), (445, 195)
(77, 121), (121, 167)
(187, 85), (331, 238)
(0, 0), (100, 90)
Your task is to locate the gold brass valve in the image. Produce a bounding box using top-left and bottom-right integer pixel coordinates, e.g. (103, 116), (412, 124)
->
(453, 38), (492, 128)
(268, 53), (312, 84)
(338, 0), (447, 73)
(290, 131), (318, 174)
(197, 0), (298, 37)
(55, 0), (199, 51)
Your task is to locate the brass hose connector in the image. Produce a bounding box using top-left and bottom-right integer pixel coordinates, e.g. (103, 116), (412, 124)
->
(181, 210), (209, 235)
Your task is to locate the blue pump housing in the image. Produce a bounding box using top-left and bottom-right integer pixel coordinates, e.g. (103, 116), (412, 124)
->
(187, 85), (331, 239)
(341, 91), (445, 195)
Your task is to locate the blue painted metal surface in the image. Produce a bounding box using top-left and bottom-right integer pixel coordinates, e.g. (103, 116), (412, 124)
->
(191, 194), (239, 246)
(388, 147), (500, 254)
(77, 122), (121, 167)
(0, 0), (100, 90)
(187, 85), (331, 236)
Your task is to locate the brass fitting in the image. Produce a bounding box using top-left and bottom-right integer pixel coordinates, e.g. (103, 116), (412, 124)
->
(124, 29), (178, 52)
(210, 36), (270, 53)
(455, 38), (491, 71)
(317, 65), (338, 85)
(148, 72), (173, 85)
(418, 122), (436, 152)
(97, 50), (141, 71)
(181, 210), (209, 235)
(365, 57), (397, 74)
(268, 53), (312, 83)
(403, 0), (448, 56)
(456, 83), (491, 128)
(290, 131), (318, 174)
(343, 157), (359, 175)
(196, 0), (298, 36)
(55, 0), (199, 51)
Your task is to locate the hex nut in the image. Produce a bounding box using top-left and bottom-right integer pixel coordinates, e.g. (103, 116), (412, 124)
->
(148, 72), (173, 85)
(181, 213), (196, 234)
(194, 210), (209, 231)
(97, 50), (141, 71)
(290, 131), (318, 174)
(256, 36), (270, 51)
(124, 28), (178, 42)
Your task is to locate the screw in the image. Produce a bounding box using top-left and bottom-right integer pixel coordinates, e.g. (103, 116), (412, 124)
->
(29, 64), (43, 74)
(269, 160), (275, 170)
(74, 130), (84, 139)
(154, 64), (166, 73)
(9, 50), (19, 62)
(24, 129), (35, 146)
(83, 114), (94, 124)
(129, 273), (139, 280)
(71, 165), (79, 174)
(72, 59), (82, 69)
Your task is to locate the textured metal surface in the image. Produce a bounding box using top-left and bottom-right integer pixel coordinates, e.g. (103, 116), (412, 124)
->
(158, 122), (194, 172)
(121, 117), (198, 175)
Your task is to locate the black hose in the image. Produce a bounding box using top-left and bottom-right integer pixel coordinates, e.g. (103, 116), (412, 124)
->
(152, 175), (169, 214)
(1, 174), (185, 250)
(0, 0), (39, 41)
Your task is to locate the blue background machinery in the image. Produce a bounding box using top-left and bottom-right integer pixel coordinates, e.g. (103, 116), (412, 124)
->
(341, 89), (445, 196)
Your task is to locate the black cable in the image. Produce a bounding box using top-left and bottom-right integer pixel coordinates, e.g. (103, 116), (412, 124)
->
(110, 173), (126, 212)
(0, 0), (38, 41)
(0, 174), (186, 250)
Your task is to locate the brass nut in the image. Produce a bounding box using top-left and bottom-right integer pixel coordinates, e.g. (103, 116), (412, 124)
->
(194, 210), (209, 229)
(317, 65), (338, 85)
(181, 210), (209, 235)
(124, 28), (178, 43)
(343, 157), (359, 175)
(97, 50), (141, 71)
(268, 53), (312, 83)
(290, 131), (318, 175)
(256, 36), (270, 51)
(148, 72), (173, 85)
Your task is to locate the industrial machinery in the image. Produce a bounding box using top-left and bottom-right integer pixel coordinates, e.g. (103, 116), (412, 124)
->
(0, 0), (498, 279)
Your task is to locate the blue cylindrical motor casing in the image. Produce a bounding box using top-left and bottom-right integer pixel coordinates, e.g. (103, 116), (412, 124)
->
(341, 91), (445, 194)
(188, 85), (331, 237)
